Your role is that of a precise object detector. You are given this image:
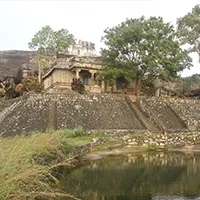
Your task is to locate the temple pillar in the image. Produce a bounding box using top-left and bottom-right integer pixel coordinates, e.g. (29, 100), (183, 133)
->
(76, 69), (81, 79)
(113, 83), (117, 92)
(101, 81), (105, 92)
(89, 70), (96, 85)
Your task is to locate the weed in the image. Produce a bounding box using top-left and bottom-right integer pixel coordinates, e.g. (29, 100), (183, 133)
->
(0, 129), (96, 200)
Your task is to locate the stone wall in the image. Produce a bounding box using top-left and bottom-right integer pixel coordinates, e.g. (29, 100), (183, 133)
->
(139, 97), (200, 132)
(139, 97), (188, 132)
(164, 98), (200, 131)
(0, 97), (50, 137)
(2, 94), (200, 137)
(0, 97), (22, 113)
(43, 68), (75, 90)
(0, 93), (146, 137)
(124, 131), (200, 149)
(56, 93), (145, 131)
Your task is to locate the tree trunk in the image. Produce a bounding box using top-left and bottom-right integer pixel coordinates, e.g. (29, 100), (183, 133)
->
(194, 41), (200, 58)
(135, 77), (141, 97)
(155, 87), (160, 97)
(37, 60), (41, 83)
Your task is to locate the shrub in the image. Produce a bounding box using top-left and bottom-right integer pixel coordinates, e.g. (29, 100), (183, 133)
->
(22, 76), (43, 93)
(15, 83), (23, 95)
(0, 88), (5, 97)
(71, 77), (85, 94)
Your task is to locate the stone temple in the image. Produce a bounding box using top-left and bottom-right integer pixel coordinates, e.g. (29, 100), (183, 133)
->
(42, 39), (136, 94)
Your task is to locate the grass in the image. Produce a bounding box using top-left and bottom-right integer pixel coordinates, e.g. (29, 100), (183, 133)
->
(0, 129), (110, 200)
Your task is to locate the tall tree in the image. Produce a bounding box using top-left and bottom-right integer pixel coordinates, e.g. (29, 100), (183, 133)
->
(177, 5), (200, 59)
(100, 16), (192, 96)
(29, 25), (74, 82)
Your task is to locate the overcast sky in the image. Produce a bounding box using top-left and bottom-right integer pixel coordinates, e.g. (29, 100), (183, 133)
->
(0, 0), (200, 76)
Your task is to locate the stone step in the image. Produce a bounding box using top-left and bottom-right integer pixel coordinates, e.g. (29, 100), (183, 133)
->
(133, 102), (161, 133)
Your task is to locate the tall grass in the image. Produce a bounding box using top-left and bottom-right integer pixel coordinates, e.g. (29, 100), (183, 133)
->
(0, 129), (96, 200)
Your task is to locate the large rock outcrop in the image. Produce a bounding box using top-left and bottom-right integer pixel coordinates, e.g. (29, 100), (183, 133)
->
(0, 50), (37, 80)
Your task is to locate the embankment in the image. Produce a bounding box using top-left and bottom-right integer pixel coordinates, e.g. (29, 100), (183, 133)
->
(1, 94), (200, 136)
(138, 97), (200, 132)
(2, 128), (200, 199)
(0, 130), (111, 200)
(0, 93), (146, 137)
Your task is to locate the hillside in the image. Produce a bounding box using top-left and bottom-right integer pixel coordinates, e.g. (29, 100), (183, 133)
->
(0, 50), (37, 80)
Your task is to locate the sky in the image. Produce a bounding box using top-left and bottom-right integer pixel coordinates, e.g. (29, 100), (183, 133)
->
(0, 0), (200, 77)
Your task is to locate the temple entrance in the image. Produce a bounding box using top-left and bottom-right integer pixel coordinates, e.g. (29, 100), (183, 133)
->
(116, 77), (127, 90)
(79, 70), (90, 86)
(83, 74), (89, 85)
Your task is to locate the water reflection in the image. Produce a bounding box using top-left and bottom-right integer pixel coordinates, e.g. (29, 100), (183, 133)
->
(59, 152), (200, 200)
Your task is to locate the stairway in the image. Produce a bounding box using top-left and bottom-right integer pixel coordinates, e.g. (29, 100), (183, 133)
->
(0, 101), (21, 125)
(133, 102), (161, 133)
(125, 96), (161, 133)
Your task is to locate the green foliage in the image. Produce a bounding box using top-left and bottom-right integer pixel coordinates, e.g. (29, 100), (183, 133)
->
(100, 16), (192, 94)
(141, 76), (156, 96)
(0, 129), (102, 200)
(174, 74), (200, 95)
(29, 25), (75, 82)
(177, 5), (200, 57)
(29, 25), (74, 55)
(55, 127), (84, 138)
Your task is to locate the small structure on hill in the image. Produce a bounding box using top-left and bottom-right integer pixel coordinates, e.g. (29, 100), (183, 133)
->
(68, 39), (95, 56)
(41, 40), (139, 94)
(42, 40), (101, 93)
(42, 53), (102, 93)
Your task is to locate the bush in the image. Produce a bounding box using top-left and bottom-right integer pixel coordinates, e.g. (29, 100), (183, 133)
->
(54, 127), (84, 138)
(15, 83), (23, 95)
(0, 88), (5, 97)
(21, 76), (43, 93)
(71, 77), (85, 94)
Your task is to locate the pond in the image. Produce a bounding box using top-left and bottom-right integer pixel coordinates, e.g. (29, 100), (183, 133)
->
(59, 152), (200, 200)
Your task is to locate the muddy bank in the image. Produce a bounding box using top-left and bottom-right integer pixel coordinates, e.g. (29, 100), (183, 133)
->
(83, 144), (200, 161)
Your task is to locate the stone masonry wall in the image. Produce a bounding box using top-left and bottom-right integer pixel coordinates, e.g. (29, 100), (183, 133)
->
(0, 93), (146, 137)
(164, 98), (200, 131)
(124, 131), (200, 149)
(0, 97), (50, 136)
(139, 97), (188, 132)
(0, 97), (22, 113)
(139, 97), (200, 132)
(56, 93), (145, 130)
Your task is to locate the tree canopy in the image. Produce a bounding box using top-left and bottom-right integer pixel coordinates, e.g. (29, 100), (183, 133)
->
(29, 25), (75, 82)
(177, 5), (200, 58)
(99, 16), (192, 95)
(174, 74), (200, 96)
(29, 25), (74, 55)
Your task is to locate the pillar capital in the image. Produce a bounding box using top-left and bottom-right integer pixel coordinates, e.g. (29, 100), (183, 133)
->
(89, 70), (96, 79)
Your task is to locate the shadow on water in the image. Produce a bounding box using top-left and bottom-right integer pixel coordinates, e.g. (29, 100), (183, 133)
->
(57, 152), (200, 200)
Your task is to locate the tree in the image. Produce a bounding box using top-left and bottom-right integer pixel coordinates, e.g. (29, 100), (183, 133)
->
(100, 16), (192, 96)
(177, 5), (200, 59)
(29, 25), (74, 82)
(174, 74), (200, 95)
